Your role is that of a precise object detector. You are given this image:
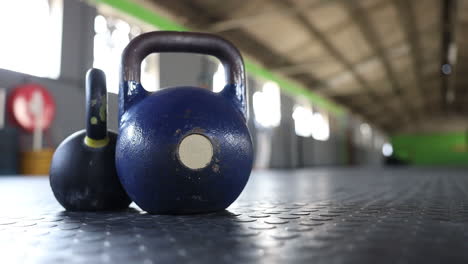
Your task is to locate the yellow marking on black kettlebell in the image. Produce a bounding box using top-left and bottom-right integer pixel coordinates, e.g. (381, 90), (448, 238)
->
(84, 136), (109, 148)
(99, 98), (106, 121)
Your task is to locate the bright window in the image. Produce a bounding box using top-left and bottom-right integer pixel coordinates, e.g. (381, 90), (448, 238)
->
(359, 122), (372, 146)
(0, 0), (63, 78)
(311, 112), (330, 141)
(292, 105), (314, 137)
(93, 15), (159, 94)
(360, 123), (371, 139)
(212, 64), (225, 93)
(292, 103), (330, 141)
(252, 82), (281, 128)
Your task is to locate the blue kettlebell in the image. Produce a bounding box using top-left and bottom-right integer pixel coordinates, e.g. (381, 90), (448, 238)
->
(116, 31), (254, 214)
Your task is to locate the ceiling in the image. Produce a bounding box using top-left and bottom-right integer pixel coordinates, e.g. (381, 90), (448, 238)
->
(141, 0), (468, 133)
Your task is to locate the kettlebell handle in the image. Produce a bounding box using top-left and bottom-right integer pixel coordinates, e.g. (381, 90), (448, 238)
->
(120, 31), (247, 119)
(85, 68), (109, 146)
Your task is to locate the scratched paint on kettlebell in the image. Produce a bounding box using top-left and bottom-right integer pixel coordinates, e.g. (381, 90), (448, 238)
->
(99, 97), (106, 122)
(90, 117), (98, 125)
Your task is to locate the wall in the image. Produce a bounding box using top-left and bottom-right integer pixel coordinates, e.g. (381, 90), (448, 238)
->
(264, 90), (382, 168)
(0, 0), (95, 149)
(349, 117), (384, 166)
(307, 115), (347, 166)
(0, 0), (384, 171)
(392, 132), (468, 165)
(269, 92), (299, 168)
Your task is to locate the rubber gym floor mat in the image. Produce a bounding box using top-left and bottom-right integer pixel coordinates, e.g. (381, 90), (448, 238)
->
(0, 167), (467, 263)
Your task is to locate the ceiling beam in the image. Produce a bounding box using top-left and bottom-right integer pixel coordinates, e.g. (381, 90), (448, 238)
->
(211, 0), (399, 129)
(149, 0), (400, 131)
(332, 96), (399, 131)
(440, 0), (456, 112)
(274, 27), (439, 79)
(331, 94), (416, 128)
(393, 0), (430, 113)
(276, 0), (402, 125)
(271, 60), (328, 76)
(149, 1), (330, 92)
(275, 41), (409, 77)
(208, 0), (388, 34)
(208, 0), (339, 32)
(451, 0), (468, 111)
(341, 1), (419, 123)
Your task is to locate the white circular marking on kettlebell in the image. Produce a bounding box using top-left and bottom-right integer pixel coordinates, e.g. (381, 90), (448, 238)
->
(178, 134), (213, 170)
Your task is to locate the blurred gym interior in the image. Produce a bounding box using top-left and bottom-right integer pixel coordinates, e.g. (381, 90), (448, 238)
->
(1, 0), (467, 263)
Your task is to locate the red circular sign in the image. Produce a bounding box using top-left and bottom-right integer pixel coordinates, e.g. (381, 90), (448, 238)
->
(7, 83), (55, 132)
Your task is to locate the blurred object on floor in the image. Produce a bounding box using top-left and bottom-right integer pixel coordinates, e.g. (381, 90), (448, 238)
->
(384, 154), (409, 166)
(19, 148), (54, 175)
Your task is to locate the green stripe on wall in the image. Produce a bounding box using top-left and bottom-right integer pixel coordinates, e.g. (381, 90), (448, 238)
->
(391, 132), (468, 165)
(91, 0), (345, 116)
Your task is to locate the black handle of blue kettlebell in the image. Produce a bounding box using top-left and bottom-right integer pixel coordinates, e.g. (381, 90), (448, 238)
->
(121, 31), (247, 119)
(85, 68), (107, 141)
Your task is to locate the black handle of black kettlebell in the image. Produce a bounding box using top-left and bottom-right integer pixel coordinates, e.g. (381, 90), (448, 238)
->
(85, 68), (108, 141)
(121, 31), (247, 118)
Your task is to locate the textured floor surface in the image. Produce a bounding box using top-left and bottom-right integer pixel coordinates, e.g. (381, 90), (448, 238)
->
(1, 167), (468, 264)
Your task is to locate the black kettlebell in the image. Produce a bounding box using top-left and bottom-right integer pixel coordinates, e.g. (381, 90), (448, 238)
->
(49, 68), (131, 211)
